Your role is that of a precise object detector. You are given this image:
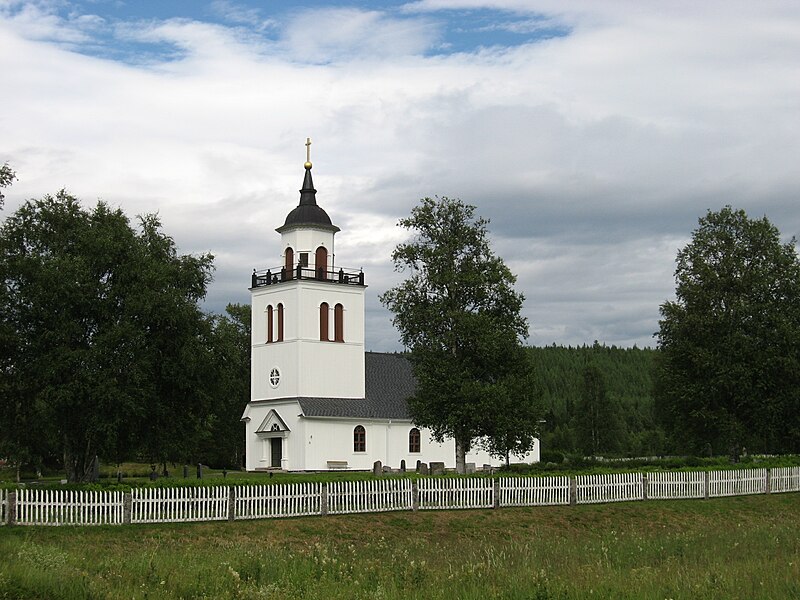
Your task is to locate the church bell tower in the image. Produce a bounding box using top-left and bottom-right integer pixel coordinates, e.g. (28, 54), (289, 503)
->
(249, 140), (366, 403)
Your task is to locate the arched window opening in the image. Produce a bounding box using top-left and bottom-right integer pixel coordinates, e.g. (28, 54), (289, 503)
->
(319, 302), (329, 341)
(334, 303), (344, 342)
(354, 425), (366, 452)
(284, 247), (294, 280)
(267, 305), (274, 343)
(315, 246), (328, 280)
(409, 428), (421, 453)
(277, 303), (284, 342)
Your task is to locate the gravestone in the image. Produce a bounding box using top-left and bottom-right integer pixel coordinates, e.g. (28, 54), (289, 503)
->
(465, 463), (476, 474)
(418, 462), (429, 475)
(430, 462), (445, 475)
(482, 464), (492, 473)
(91, 456), (100, 483)
(400, 460), (406, 473)
(183, 464), (189, 478)
(416, 460), (422, 472)
(197, 463), (203, 479)
(373, 460), (382, 476)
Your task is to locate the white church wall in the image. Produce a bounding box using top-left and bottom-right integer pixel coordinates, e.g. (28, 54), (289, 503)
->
(299, 419), (539, 471)
(250, 279), (366, 401)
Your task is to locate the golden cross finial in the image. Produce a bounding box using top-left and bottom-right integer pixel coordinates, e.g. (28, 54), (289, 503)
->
(304, 137), (312, 169)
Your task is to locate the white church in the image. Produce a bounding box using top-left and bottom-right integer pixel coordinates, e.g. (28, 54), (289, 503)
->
(241, 150), (539, 471)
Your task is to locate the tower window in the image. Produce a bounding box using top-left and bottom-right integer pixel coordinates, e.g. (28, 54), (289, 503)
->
(409, 428), (421, 453)
(284, 247), (294, 280)
(299, 253), (309, 267)
(315, 246), (328, 280)
(319, 302), (329, 341)
(353, 425), (366, 453)
(267, 305), (273, 343)
(334, 303), (344, 342)
(277, 303), (284, 342)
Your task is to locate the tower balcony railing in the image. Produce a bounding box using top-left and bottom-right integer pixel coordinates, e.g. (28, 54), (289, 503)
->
(251, 265), (365, 288)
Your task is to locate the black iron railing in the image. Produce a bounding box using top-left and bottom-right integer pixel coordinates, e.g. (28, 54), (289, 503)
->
(251, 265), (365, 288)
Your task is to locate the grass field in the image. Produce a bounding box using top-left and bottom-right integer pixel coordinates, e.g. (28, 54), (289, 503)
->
(1, 493), (799, 599)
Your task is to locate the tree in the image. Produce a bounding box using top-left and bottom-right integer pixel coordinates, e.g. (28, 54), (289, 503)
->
(127, 214), (216, 471)
(199, 303), (250, 468)
(0, 162), (14, 208)
(575, 363), (624, 456)
(478, 350), (542, 466)
(0, 191), (214, 480)
(380, 197), (538, 473)
(655, 206), (800, 457)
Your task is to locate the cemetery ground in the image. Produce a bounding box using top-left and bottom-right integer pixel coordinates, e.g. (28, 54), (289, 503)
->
(0, 492), (798, 599)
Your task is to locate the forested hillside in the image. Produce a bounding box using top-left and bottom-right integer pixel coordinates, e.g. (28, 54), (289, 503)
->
(529, 343), (664, 458)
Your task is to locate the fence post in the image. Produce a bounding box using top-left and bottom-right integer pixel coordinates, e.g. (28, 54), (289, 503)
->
(765, 468), (771, 495)
(228, 487), (236, 521)
(704, 471), (710, 500)
(493, 478), (500, 509)
(7, 490), (16, 526)
(123, 491), (132, 525)
(642, 473), (649, 501)
(411, 480), (419, 511)
(569, 477), (577, 506)
(321, 483), (329, 517)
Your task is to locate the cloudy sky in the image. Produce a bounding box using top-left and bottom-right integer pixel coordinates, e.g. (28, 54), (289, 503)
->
(2, 0), (799, 351)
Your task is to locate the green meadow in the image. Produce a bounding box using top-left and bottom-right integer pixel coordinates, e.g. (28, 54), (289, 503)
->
(1, 493), (798, 599)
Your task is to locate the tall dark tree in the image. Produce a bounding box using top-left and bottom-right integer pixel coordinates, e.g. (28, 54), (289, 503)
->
(576, 363), (624, 456)
(655, 206), (800, 457)
(479, 349), (542, 465)
(130, 214), (216, 470)
(200, 303), (250, 468)
(0, 191), (214, 480)
(381, 197), (538, 472)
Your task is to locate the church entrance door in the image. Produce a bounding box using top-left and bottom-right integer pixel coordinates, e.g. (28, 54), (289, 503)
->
(270, 437), (282, 468)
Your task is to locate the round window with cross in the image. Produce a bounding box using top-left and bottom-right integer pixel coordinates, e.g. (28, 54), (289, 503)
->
(269, 367), (281, 388)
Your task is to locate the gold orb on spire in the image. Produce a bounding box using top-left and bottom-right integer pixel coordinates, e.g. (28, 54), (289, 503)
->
(304, 161), (312, 169)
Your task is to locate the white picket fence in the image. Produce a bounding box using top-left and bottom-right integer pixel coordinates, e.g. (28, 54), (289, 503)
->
(577, 473), (644, 504)
(15, 489), (123, 526)
(6, 467), (800, 526)
(499, 476), (570, 507)
(235, 482), (321, 520)
(709, 469), (767, 497)
(328, 479), (412, 514)
(648, 471), (705, 499)
(770, 466), (800, 493)
(132, 486), (228, 523)
(418, 477), (493, 510)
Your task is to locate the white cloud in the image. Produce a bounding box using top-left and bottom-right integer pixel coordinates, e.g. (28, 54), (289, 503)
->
(279, 7), (442, 62)
(0, 0), (101, 44)
(1, 1), (799, 350)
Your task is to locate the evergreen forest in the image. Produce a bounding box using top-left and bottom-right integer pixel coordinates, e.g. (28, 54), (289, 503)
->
(530, 344), (663, 460)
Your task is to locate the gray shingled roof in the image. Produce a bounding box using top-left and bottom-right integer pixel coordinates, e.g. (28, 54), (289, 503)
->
(297, 352), (416, 419)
